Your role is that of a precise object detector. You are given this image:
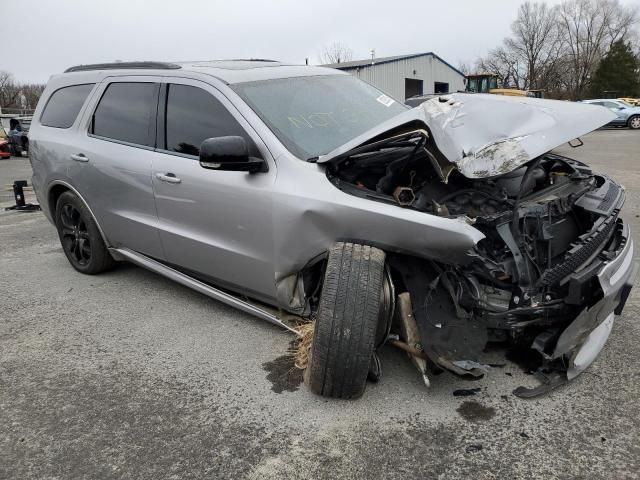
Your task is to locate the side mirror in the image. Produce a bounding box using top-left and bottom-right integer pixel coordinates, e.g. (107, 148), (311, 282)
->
(199, 136), (266, 173)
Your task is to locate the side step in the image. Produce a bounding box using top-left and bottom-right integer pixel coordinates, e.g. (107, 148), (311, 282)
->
(110, 248), (298, 334)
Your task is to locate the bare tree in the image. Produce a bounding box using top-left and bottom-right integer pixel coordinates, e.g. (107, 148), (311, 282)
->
(506, 2), (561, 89)
(557, 0), (639, 99)
(0, 71), (46, 112)
(477, 45), (527, 89)
(319, 42), (354, 64)
(475, 0), (639, 98)
(21, 84), (46, 110)
(0, 71), (21, 109)
(457, 61), (471, 76)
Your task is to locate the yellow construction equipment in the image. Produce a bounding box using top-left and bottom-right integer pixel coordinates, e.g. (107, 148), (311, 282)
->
(466, 73), (543, 98)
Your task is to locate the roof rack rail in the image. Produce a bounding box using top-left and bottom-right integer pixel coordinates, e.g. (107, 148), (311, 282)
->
(228, 58), (279, 62)
(64, 61), (182, 73)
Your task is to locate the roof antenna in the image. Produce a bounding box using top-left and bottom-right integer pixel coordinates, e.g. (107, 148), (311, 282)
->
(370, 49), (375, 65)
(305, 58), (309, 65)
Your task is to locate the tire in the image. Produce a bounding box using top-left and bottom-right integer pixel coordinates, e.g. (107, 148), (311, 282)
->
(627, 115), (640, 130)
(55, 191), (115, 274)
(306, 242), (386, 399)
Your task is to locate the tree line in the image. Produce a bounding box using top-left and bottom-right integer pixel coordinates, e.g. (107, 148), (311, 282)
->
(475, 0), (639, 99)
(0, 71), (45, 113)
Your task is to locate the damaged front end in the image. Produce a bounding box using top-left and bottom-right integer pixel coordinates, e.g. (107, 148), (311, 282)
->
(322, 100), (636, 396)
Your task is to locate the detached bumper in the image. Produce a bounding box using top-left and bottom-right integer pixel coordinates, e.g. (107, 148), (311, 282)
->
(562, 222), (637, 379)
(514, 222), (636, 398)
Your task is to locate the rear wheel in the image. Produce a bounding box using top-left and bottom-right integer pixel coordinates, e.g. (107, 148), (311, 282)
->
(628, 115), (640, 129)
(305, 242), (386, 399)
(55, 191), (115, 274)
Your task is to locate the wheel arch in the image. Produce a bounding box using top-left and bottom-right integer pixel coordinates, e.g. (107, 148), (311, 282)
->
(47, 180), (111, 247)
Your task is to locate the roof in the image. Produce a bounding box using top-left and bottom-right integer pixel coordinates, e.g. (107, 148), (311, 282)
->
(61, 59), (345, 84)
(322, 52), (465, 77)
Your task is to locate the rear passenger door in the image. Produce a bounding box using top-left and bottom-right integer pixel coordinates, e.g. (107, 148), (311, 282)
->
(72, 77), (164, 258)
(151, 79), (277, 300)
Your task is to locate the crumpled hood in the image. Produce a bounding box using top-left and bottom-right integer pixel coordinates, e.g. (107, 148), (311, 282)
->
(318, 93), (616, 178)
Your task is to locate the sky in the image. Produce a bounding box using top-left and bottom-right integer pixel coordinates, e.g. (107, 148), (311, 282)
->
(2, 0), (638, 84)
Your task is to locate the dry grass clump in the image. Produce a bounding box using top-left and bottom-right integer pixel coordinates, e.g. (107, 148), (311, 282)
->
(291, 321), (315, 370)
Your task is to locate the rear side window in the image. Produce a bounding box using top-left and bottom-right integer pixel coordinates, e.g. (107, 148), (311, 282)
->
(91, 82), (157, 146)
(40, 84), (94, 128)
(164, 84), (257, 157)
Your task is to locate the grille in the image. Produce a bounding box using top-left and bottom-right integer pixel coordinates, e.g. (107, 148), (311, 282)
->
(598, 183), (620, 211)
(537, 214), (618, 287)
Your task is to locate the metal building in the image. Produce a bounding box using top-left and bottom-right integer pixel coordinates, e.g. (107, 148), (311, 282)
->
(323, 52), (466, 101)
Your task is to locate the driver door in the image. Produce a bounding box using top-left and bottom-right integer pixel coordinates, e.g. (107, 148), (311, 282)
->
(151, 79), (278, 301)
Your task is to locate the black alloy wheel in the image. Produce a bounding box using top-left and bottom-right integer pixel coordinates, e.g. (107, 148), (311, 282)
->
(55, 191), (115, 274)
(59, 203), (92, 266)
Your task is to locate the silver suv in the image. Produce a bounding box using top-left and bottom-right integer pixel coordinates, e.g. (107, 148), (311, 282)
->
(580, 98), (640, 129)
(30, 60), (636, 399)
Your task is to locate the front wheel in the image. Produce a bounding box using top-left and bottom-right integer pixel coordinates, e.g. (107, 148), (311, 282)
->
(628, 115), (640, 129)
(55, 191), (115, 274)
(305, 242), (386, 399)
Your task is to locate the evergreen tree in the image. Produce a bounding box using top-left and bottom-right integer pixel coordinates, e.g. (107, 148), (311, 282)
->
(589, 40), (640, 98)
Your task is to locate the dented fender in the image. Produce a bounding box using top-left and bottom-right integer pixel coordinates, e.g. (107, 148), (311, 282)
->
(271, 158), (485, 311)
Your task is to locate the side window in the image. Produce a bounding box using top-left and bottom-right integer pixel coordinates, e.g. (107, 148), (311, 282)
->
(602, 101), (618, 109)
(40, 84), (94, 128)
(91, 82), (157, 146)
(164, 84), (258, 157)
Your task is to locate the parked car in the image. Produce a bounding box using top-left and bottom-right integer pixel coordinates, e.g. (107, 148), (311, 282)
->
(0, 115), (31, 156)
(580, 98), (640, 129)
(0, 127), (10, 158)
(29, 61), (636, 399)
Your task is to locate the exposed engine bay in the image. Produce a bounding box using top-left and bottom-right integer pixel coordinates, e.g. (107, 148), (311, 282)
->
(325, 130), (629, 396)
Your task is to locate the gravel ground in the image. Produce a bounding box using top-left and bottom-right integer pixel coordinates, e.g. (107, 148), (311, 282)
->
(1, 130), (638, 479)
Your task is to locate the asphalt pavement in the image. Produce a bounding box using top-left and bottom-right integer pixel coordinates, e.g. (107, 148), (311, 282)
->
(1, 130), (639, 479)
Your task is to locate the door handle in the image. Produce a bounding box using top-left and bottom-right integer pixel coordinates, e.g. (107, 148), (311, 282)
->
(155, 172), (182, 184)
(70, 153), (89, 163)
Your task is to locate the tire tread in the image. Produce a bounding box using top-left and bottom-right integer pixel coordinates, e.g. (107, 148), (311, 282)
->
(306, 242), (385, 399)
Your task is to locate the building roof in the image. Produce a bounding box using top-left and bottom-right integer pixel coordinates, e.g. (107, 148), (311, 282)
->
(322, 52), (465, 77)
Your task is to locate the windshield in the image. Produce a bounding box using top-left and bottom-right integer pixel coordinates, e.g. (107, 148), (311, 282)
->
(618, 100), (633, 108)
(231, 75), (407, 160)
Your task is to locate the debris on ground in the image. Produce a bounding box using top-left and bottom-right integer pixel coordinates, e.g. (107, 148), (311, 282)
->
(453, 388), (482, 397)
(292, 321), (315, 370)
(456, 401), (496, 422)
(465, 443), (483, 453)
